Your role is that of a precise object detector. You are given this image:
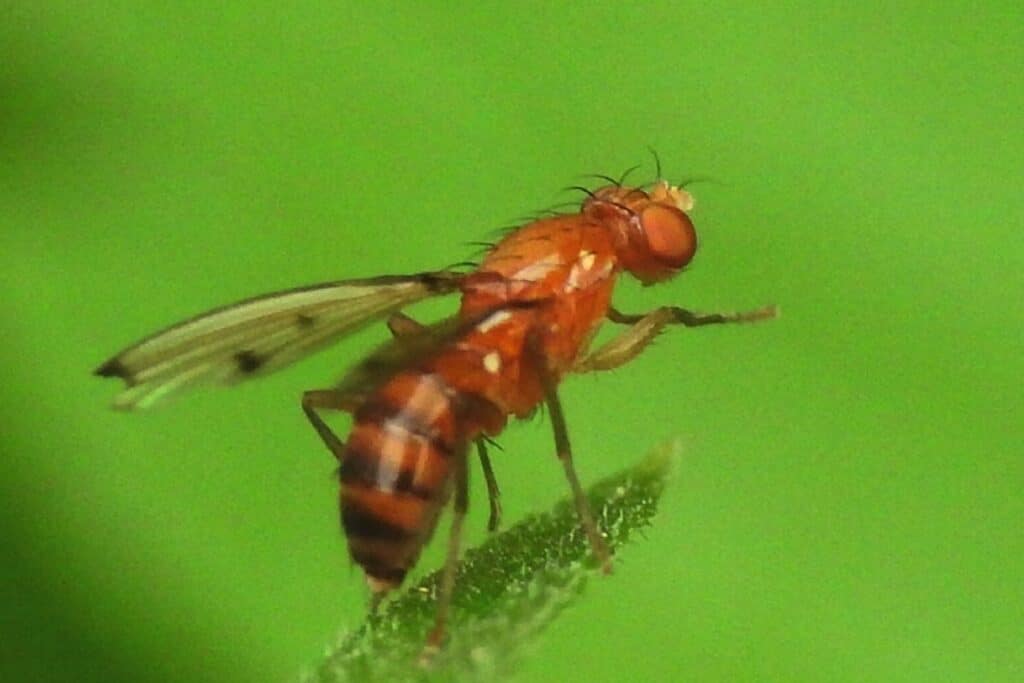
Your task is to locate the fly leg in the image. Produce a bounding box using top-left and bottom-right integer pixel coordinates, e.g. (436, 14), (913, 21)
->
(389, 312), (504, 533)
(476, 439), (502, 532)
(421, 446), (469, 664)
(303, 388), (383, 616)
(386, 311), (425, 338)
(573, 304), (776, 374)
(545, 380), (613, 573)
(530, 338), (613, 574)
(301, 389), (361, 461)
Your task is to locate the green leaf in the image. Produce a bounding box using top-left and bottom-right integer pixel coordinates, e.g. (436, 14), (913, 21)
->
(301, 440), (678, 683)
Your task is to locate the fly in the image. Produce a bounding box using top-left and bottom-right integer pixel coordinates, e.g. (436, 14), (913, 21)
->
(95, 169), (776, 658)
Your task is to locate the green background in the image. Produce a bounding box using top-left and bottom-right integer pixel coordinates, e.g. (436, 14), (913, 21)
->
(2, 3), (1021, 681)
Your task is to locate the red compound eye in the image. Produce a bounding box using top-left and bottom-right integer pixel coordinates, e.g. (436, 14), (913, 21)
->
(640, 204), (697, 269)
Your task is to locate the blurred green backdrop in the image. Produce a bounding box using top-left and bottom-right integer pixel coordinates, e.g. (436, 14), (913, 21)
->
(2, 3), (1021, 681)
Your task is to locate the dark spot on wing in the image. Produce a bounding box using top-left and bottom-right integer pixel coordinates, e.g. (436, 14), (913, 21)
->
(94, 358), (129, 379)
(295, 313), (316, 328)
(234, 350), (264, 374)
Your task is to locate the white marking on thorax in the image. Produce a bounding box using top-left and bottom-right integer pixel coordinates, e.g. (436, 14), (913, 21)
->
(580, 250), (596, 270)
(483, 351), (502, 374)
(512, 252), (562, 283)
(567, 250), (599, 290)
(476, 309), (513, 334)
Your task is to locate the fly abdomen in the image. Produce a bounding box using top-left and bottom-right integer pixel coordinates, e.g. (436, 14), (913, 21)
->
(339, 371), (460, 591)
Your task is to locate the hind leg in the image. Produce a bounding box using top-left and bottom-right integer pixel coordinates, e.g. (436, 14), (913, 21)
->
(420, 446), (469, 664)
(301, 389), (362, 461)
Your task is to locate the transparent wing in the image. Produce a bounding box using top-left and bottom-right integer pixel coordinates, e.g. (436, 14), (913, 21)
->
(95, 271), (464, 410)
(331, 304), (534, 405)
(332, 315), (465, 405)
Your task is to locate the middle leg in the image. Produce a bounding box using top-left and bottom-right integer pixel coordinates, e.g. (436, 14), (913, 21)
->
(476, 439), (502, 532)
(528, 333), (613, 574)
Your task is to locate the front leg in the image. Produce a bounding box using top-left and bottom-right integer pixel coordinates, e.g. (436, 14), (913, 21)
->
(574, 304), (776, 373)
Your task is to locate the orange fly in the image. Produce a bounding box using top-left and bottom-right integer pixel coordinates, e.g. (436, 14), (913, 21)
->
(95, 169), (775, 655)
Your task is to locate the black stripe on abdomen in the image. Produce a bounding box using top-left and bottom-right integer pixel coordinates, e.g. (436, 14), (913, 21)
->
(341, 502), (416, 542)
(338, 371), (461, 587)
